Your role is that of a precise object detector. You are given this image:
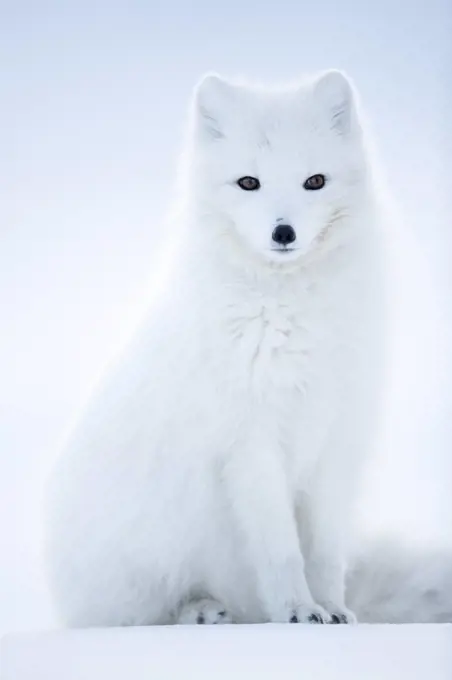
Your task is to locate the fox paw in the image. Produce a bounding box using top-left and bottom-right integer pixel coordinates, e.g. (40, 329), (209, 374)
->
(320, 602), (357, 624)
(177, 598), (232, 625)
(287, 603), (332, 624)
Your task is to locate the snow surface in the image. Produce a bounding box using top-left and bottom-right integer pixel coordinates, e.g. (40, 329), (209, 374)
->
(1, 624), (451, 680)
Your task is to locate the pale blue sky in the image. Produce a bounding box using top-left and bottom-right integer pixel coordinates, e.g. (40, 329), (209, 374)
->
(0, 1), (451, 634)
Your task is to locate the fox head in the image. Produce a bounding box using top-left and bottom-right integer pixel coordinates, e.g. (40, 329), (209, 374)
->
(186, 70), (372, 265)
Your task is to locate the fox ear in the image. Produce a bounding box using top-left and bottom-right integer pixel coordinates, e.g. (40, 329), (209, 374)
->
(193, 73), (235, 141)
(312, 70), (357, 136)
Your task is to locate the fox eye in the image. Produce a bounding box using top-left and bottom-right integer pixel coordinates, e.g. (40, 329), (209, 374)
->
(237, 176), (260, 191)
(303, 174), (326, 190)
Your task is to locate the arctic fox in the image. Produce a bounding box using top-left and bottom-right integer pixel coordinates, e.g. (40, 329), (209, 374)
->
(45, 70), (451, 628)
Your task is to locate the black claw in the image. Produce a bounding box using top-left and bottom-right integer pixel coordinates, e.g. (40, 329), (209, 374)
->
(196, 613), (205, 624)
(308, 613), (324, 624)
(290, 614), (299, 623)
(331, 613), (348, 624)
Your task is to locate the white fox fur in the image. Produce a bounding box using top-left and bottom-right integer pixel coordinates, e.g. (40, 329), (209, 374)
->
(347, 539), (452, 623)
(44, 70), (451, 627)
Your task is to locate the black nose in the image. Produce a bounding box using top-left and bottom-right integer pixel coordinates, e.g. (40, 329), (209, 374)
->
(272, 224), (296, 246)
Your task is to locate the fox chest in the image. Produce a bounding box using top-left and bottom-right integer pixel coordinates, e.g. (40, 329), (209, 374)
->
(204, 300), (341, 472)
(219, 299), (334, 397)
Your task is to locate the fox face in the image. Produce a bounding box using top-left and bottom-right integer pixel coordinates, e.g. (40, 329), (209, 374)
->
(188, 69), (371, 265)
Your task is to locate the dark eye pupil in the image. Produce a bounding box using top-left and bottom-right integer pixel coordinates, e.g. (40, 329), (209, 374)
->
(304, 174), (326, 190)
(237, 176), (260, 191)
